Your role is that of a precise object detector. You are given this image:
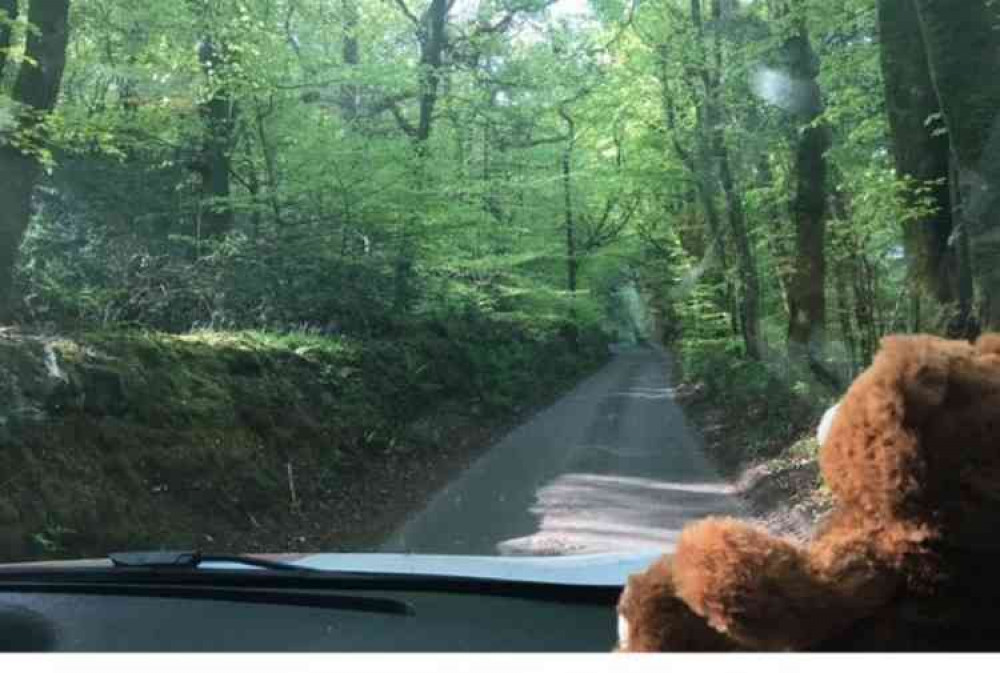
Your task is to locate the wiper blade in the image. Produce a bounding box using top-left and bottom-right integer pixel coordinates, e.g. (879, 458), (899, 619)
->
(109, 550), (316, 573)
(5, 551), (416, 616)
(0, 559), (617, 606)
(0, 581), (415, 615)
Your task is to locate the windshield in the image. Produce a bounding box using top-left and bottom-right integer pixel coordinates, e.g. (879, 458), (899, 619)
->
(0, 0), (995, 565)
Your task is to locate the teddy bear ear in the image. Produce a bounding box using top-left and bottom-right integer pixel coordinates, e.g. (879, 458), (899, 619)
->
(817, 403), (840, 446)
(617, 614), (631, 651)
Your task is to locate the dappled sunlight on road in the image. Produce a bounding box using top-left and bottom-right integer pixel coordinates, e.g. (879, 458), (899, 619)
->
(608, 386), (677, 401)
(382, 347), (743, 556)
(497, 472), (740, 556)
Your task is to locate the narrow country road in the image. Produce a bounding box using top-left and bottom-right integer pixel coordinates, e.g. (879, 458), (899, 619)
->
(381, 345), (742, 556)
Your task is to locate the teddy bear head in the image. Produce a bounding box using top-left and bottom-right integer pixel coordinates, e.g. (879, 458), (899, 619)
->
(819, 334), (1000, 554)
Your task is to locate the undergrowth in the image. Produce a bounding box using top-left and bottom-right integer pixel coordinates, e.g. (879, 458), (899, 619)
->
(675, 336), (837, 476)
(0, 313), (610, 562)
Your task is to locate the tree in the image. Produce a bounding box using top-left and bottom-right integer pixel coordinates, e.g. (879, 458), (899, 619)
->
(638, 4), (739, 348)
(557, 96), (636, 347)
(194, 35), (238, 239)
(876, 0), (971, 336)
(705, 0), (761, 360)
(9, 0), (991, 388)
(338, 0), (361, 123)
(912, 0), (1000, 330)
(0, 0), (72, 320)
(780, 8), (832, 376)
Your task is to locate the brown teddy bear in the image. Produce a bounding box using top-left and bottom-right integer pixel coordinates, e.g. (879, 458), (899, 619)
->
(616, 333), (1000, 652)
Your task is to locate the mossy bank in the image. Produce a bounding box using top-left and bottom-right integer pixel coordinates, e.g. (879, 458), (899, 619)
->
(0, 322), (608, 562)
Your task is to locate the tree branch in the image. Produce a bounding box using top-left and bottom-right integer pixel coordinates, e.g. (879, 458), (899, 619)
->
(446, 1), (558, 69)
(388, 0), (421, 26)
(581, 196), (638, 254)
(389, 101), (418, 137)
(514, 134), (568, 148)
(476, 1), (557, 36)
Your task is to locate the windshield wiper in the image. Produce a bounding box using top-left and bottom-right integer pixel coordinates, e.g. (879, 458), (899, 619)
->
(109, 550), (316, 573)
(2, 552), (619, 607)
(0, 550), (415, 616)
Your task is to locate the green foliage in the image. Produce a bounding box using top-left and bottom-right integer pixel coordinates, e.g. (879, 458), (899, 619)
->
(1, 0), (948, 451)
(677, 333), (833, 472)
(32, 521), (77, 555)
(2, 0), (990, 564)
(5, 0), (647, 350)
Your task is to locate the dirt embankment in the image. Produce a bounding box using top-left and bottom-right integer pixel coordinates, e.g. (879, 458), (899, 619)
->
(0, 328), (606, 562)
(674, 381), (835, 542)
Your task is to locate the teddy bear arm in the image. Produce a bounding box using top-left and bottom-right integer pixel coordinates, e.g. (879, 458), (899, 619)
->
(616, 555), (738, 652)
(671, 517), (854, 650)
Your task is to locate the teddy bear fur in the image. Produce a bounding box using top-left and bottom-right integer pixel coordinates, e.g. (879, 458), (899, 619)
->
(616, 333), (1000, 652)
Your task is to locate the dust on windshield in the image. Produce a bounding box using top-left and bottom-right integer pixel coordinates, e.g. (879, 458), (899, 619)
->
(0, 0), (996, 563)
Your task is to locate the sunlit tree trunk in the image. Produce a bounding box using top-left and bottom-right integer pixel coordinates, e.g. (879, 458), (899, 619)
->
(0, 0), (71, 321)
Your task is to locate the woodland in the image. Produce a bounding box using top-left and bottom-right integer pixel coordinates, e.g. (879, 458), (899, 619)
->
(2, 0), (999, 428)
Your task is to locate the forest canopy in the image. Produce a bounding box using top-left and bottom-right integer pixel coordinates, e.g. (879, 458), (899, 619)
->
(2, 0), (999, 384)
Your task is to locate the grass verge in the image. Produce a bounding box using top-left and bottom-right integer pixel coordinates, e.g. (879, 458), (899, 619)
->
(0, 317), (609, 562)
(671, 338), (838, 540)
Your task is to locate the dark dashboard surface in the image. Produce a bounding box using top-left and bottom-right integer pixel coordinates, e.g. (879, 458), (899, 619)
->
(0, 576), (620, 652)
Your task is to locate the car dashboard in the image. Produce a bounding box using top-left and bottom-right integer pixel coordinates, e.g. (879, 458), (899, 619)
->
(0, 561), (626, 652)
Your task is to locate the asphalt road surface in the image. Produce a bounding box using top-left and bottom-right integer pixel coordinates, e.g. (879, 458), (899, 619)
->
(381, 345), (742, 556)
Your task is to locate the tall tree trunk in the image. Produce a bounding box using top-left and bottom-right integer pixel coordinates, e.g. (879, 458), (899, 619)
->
(833, 258), (858, 375)
(253, 96), (284, 227)
(854, 251), (878, 363)
(913, 0), (1000, 330)
(876, 0), (962, 333)
(390, 0), (449, 311)
(757, 154), (794, 315)
(951, 149), (976, 335)
(708, 0), (762, 360)
(0, 0), (71, 321)
(677, 5), (740, 337)
(563, 148), (579, 298)
(416, 0), (448, 144)
(0, 0), (17, 82)
(829, 171), (878, 369)
(340, 0), (360, 123)
(787, 121), (830, 350)
(783, 23), (831, 376)
(560, 106), (580, 349)
(658, 53), (728, 270)
(195, 37), (236, 239)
